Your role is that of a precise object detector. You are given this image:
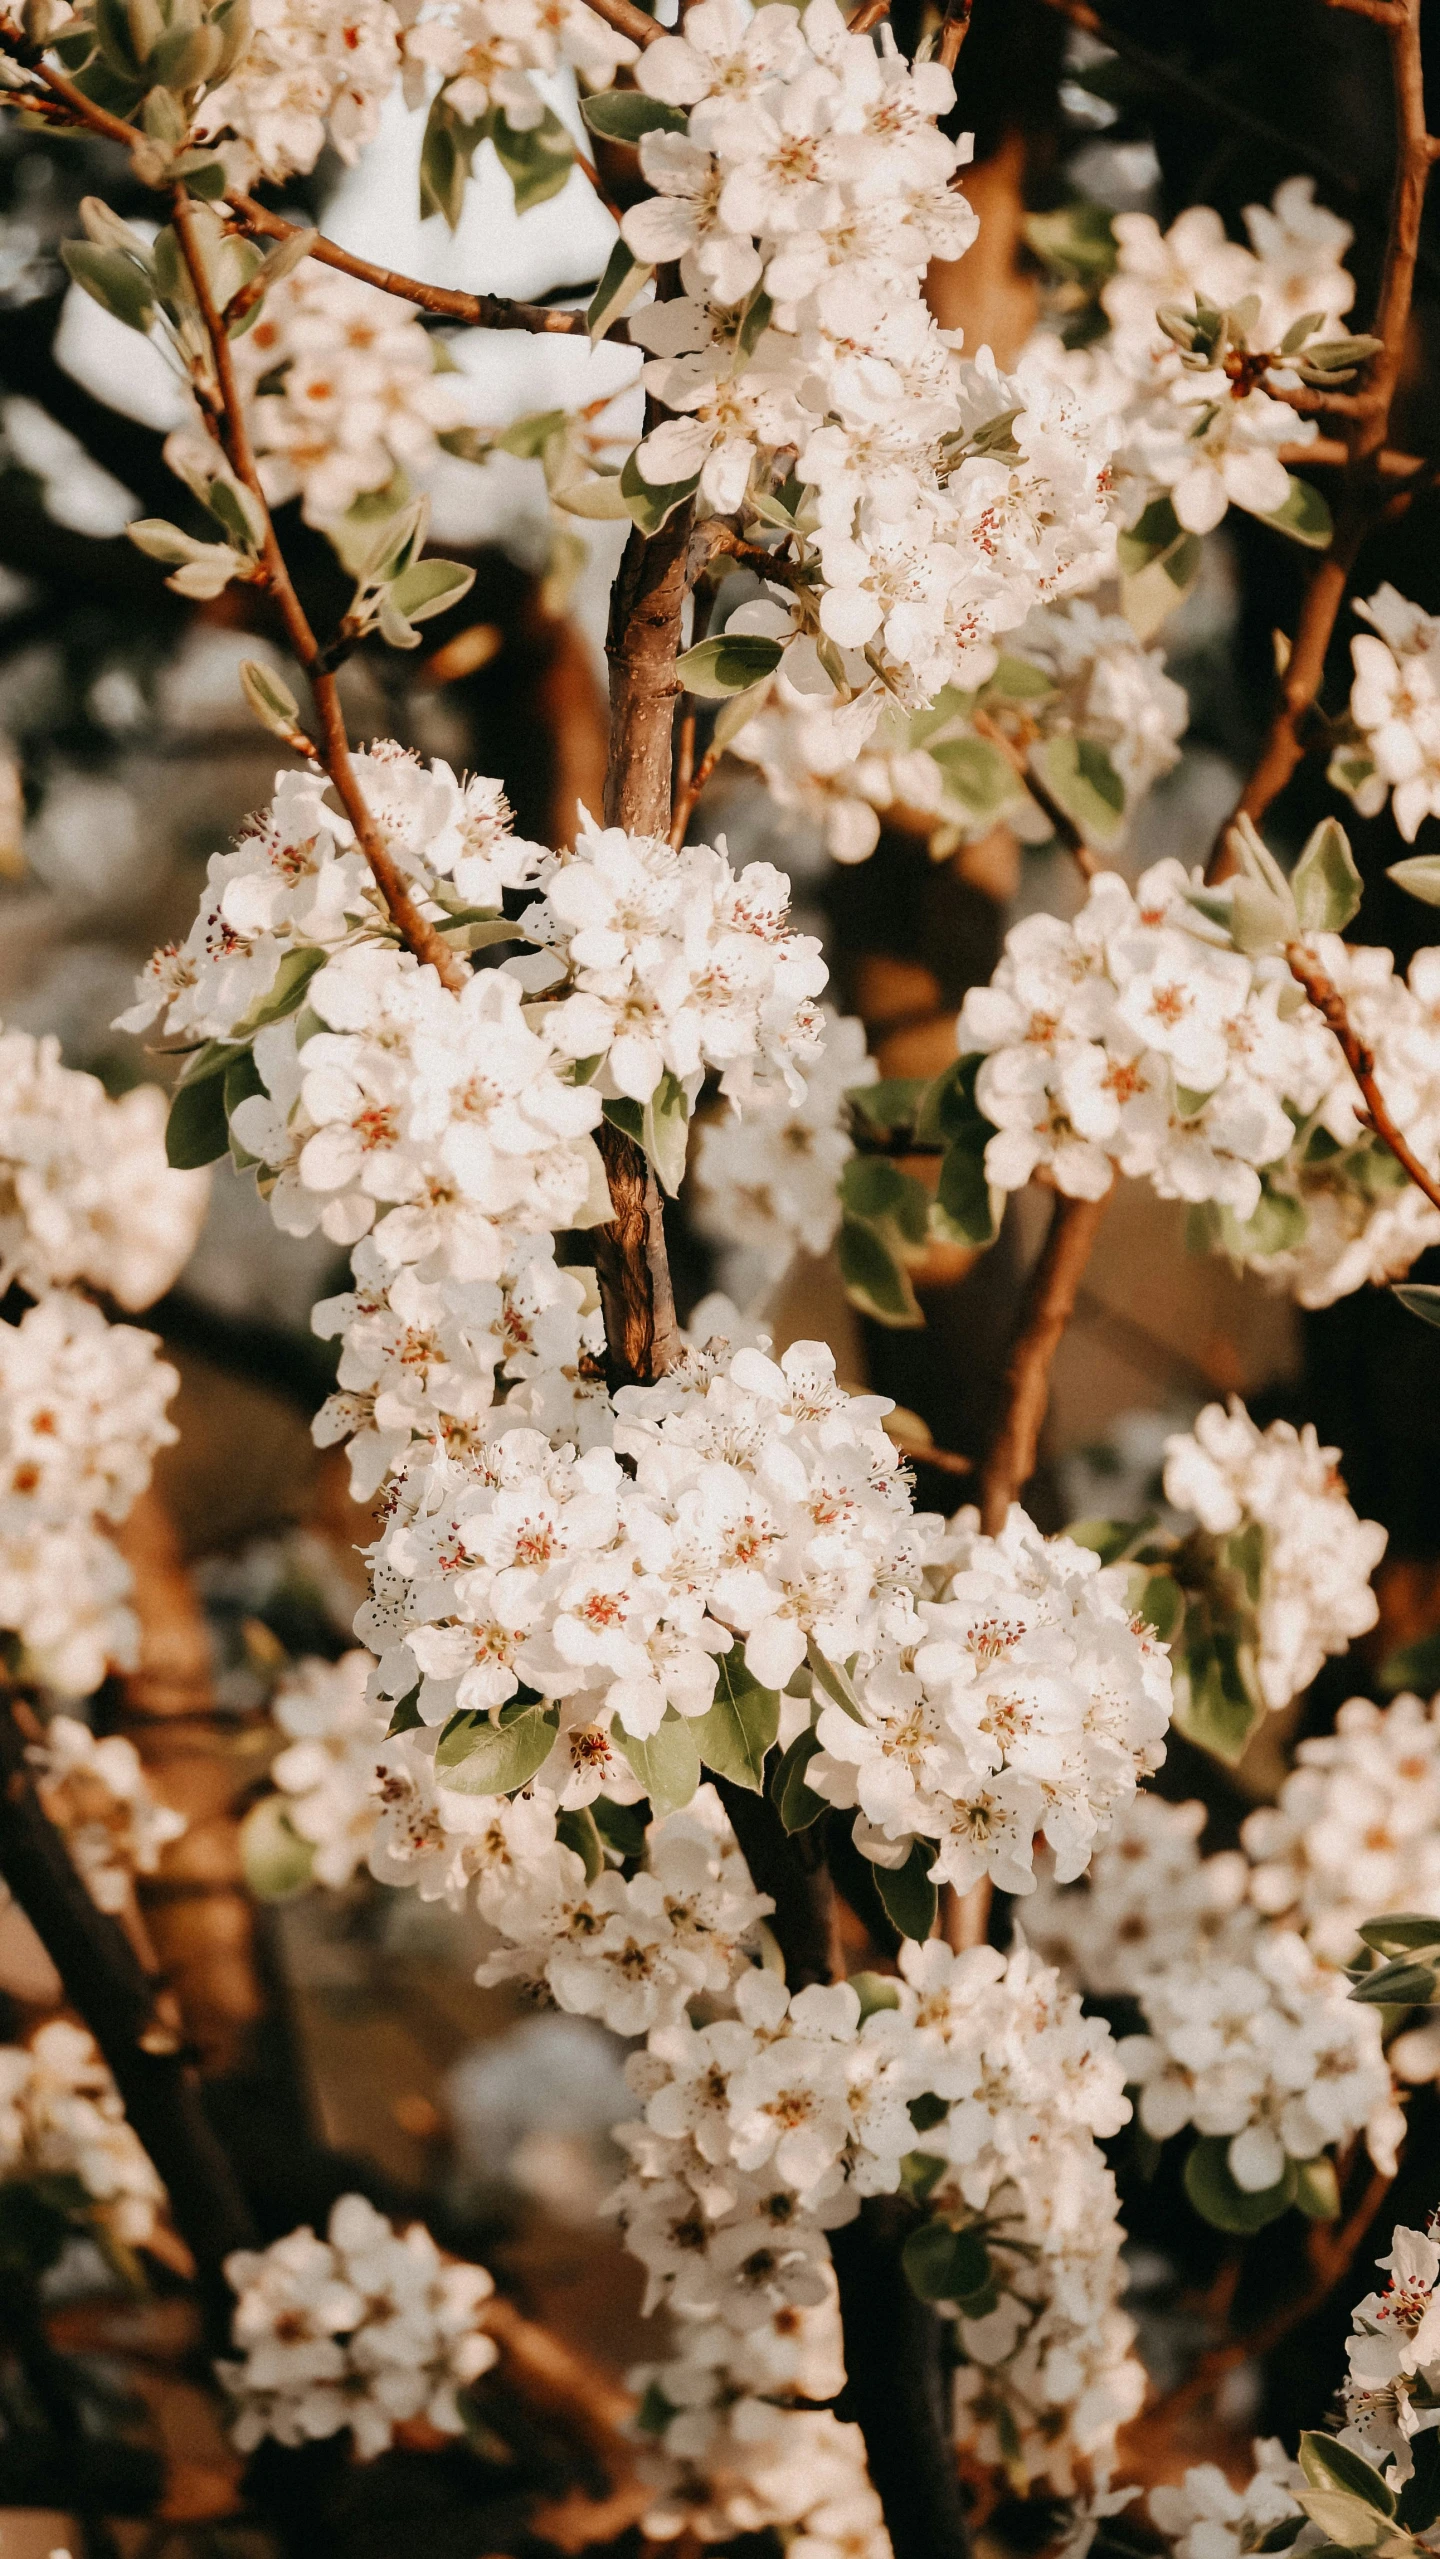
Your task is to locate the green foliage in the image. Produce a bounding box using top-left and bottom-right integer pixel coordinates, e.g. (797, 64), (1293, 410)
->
(1388, 855), (1440, 909)
(1116, 494), (1203, 637)
(581, 90), (689, 141)
(434, 1701), (559, 1794)
(675, 634), (786, 698)
(1260, 476), (1334, 550)
(691, 1644), (780, 1791)
(620, 447), (700, 535)
(1291, 817), (1364, 933)
(420, 95), (574, 225)
(901, 2217), (995, 2312)
(1033, 734), (1128, 852)
(1183, 2135), (1299, 2232)
(1347, 1913), (1440, 2006)
(556, 1806), (604, 1882)
(874, 1839), (938, 1942)
(616, 1710), (703, 1817)
(587, 237), (652, 344)
(239, 1794), (317, 1900)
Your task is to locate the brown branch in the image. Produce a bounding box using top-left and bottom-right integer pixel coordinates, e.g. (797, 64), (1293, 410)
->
(970, 706), (1100, 879)
(1211, 0), (1437, 872)
(0, 1697), (256, 2329)
(604, 504), (693, 838)
(168, 191), (465, 991)
(0, 47), (614, 342)
(1286, 941), (1440, 1213)
(980, 1184), (1112, 1533)
(848, 0), (890, 28)
(576, 0), (662, 45)
(937, 0), (973, 70)
(1279, 438), (1425, 472)
(669, 736), (721, 846)
(592, 1118), (682, 1386)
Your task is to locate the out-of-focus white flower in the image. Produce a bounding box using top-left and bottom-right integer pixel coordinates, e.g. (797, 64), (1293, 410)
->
(403, 0), (635, 145)
(0, 2019), (166, 2248)
(1162, 1399), (1386, 1712)
(1333, 586), (1440, 842)
(218, 2192), (497, 2457)
(0, 1030), (208, 1310)
(265, 1651), (389, 1888)
(1149, 2442), (1306, 2559)
(691, 1009), (875, 1278)
(28, 1715), (185, 1913)
(195, 0), (403, 185)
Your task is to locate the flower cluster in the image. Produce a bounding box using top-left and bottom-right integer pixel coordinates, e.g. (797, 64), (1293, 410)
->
(27, 1714), (186, 1914)
(1339, 2219), (1440, 2486)
(954, 858), (1337, 1216)
(119, 751), (545, 1049)
(690, 1008), (875, 1284)
(402, 0), (636, 152)
(723, 598), (1187, 865)
(1162, 1400), (1386, 1713)
(1027, 1795), (1404, 2197)
(518, 814), (828, 1113)
(1332, 584), (1440, 841)
(0, 1028), (209, 1311)
(805, 1502), (1172, 1897)
(1242, 1689), (1440, 2086)
(261, 1651), (389, 1889)
(0, 1293), (179, 1695)
(216, 261), (470, 528)
(1147, 2443), (1306, 2559)
(1100, 181), (1354, 536)
(195, 0), (403, 185)
(611, 0), (1116, 724)
(0, 2020), (166, 2249)
(218, 2191), (498, 2458)
(1234, 933), (1440, 1306)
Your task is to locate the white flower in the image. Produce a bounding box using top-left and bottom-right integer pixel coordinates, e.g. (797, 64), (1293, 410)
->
(1242, 1690), (1440, 1980)
(264, 1652), (389, 1888)
(218, 2193), (497, 2458)
(195, 0), (402, 185)
(1149, 2442), (1305, 2559)
(0, 2020), (166, 2248)
(691, 1009), (875, 1280)
(1162, 1399), (1386, 1713)
(1340, 2221), (1440, 2483)
(27, 1715), (185, 1913)
(0, 1031), (208, 1310)
(403, 0), (635, 152)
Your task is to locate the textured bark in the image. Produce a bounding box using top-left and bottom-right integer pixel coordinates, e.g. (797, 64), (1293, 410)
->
(593, 1119), (682, 1387)
(0, 1701), (256, 2328)
(980, 1187), (1110, 1533)
(603, 501), (694, 836)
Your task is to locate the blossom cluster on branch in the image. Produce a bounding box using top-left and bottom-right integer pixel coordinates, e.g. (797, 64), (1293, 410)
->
(27, 1713), (186, 1913)
(0, 2019), (166, 2251)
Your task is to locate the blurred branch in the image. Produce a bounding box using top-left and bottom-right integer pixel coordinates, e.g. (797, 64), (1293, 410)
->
(980, 1183), (1112, 1532)
(1286, 940), (1440, 1214)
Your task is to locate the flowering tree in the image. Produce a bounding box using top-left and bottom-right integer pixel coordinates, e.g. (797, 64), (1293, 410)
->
(5, 0), (1440, 2552)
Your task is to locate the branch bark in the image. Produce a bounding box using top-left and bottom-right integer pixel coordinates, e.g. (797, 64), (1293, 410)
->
(1286, 941), (1440, 1213)
(168, 190), (465, 992)
(603, 498), (695, 837)
(592, 1118), (682, 1386)
(980, 1185), (1111, 1533)
(0, 1699), (256, 2327)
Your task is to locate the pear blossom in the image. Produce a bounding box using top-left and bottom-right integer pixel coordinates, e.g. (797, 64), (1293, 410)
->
(1162, 1400), (1387, 1713)
(261, 1651), (391, 1889)
(1333, 585), (1440, 841)
(0, 2020), (166, 2249)
(27, 1714), (186, 1913)
(194, 0), (403, 183)
(0, 1030), (209, 1310)
(218, 2193), (498, 2458)
(1148, 2443), (1307, 2559)
(401, 0), (635, 151)
(691, 1008), (876, 1282)
(1339, 2220), (1440, 2484)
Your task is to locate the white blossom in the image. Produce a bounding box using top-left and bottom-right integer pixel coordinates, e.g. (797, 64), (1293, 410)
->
(1334, 585), (1440, 841)
(403, 0), (635, 147)
(0, 1030), (208, 1310)
(218, 2192), (498, 2458)
(27, 1714), (186, 1913)
(1340, 2219), (1440, 2485)
(691, 1009), (875, 1279)
(195, 0), (403, 185)
(0, 2020), (166, 2248)
(1148, 2443), (1306, 2559)
(263, 1651), (390, 1888)
(1162, 1399), (1386, 1712)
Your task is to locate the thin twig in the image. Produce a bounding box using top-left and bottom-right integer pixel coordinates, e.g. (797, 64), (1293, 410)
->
(937, 0), (973, 71)
(970, 706), (1100, 879)
(1212, 0), (1437, 866)
(1286, 941), (1440, 1213)
(669, 735), (721, 845)
(168, 190), (465, 990)
(848, 0), (891, 28)
(576, 0), (662, 45)
(979, 1185), (1112, 1532)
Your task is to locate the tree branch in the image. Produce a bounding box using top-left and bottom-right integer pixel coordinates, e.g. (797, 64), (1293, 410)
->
(576, 0), (662, 44)
(980, 1184), (1111, 1532)
(1285, 941), (1440, 1213)
(1212, 0), (1437, 868)
(0, 1698), (255, 2329)
(592, 1118), (682, 1386)
(167, 189), (465, 991)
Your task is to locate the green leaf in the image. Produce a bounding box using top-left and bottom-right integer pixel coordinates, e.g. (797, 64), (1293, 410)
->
(1394, 1284), (1440, 1333)
(634, 2379), (676, 2437)
(901, 2218), (992, 2306)
(419, 98), (477, 231)
(592, 1795), (647, 1863)
(1067, 1517), (1142, 1566)
(927, 733), (1019, 821)
(1130, 1562), (1185, 1646)
(838, 1215), (922, 1327)
(1259, 474), (1334, 550)
(980, 653), (1056, 704)
(771, 1727), (827, 1831)
(239, 658), (303, 742)
(847, 1078), (930, 1141)
(434, 1702), (558, 1794)
(691, 1642), (780, 1790)
(852, 1970), (901, 2021)
(1184, 2135), (1298, 2232)
(1214, 1178), (1308, 1260)
(1299, 2441), (1396, 2516)
(387, 558), (476, 624)
(806, 1639), (865, 1723)
(643, 1067), (691, 1198)
(1170, 1621), (1265, 1766)
(736, 286), (773, 360)
(224, 1045), (265, 1164)
(240, 1795), (316, 1901)
(581, 89), (689, 141)
(587, 235), (651, 343)
(1350, 1956), (1439, 2006)
(1291, 817), (1363, 933)
(675, 633), (784, 698)
(839, 1155), (930, 1244)
(1294, 2155), (1341, 2221)
(491, 105), (575, 213)
(1357, 1913), (1440, 1956)
(620, 446), (700, 536)
(616, 1709), (703, 1817)
(557, 1805), (604, 1882)
(386, 1687), (423, 1736)
(165, 1063), (233, 1168)
(874, 1838), (938, 1941)
(1033, 734), (1128, 850)
(1388, 855), (1440, 909)
(932, 1133), (998, 1248)
(60, 238), (155, 332)
(1116, 494), (1203, 637)
(1117, 493), (1186, 574)
(1396, 2427), (1440, 2533)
